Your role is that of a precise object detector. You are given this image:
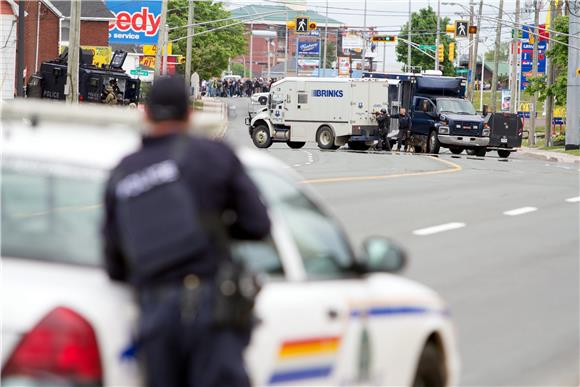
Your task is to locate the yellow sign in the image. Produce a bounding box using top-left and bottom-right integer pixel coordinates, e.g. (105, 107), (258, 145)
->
(143, 44), (173, 56)
(576, 68), (580, 77)
(139, 55), (156, 69)
(60, 45), (112, 67)
(553, 106), (566, 118)
(519, 102), (531, 112)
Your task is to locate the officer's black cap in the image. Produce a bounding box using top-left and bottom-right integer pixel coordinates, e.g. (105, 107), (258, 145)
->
(146, 76), (190, 122)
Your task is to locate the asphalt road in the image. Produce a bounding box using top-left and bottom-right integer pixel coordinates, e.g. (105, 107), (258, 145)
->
(224, 98), (579, 386)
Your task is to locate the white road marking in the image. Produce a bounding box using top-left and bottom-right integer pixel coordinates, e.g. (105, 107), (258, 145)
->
(413, 222), (466, 236)
(293, 164), (301, 167)
(503, 207), (538, 216)
(565, 196), (580, 203)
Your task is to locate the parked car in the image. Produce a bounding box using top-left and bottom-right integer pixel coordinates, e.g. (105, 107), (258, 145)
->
(1, 101), (459, 387)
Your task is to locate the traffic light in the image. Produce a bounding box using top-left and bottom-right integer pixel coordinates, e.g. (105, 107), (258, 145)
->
(468, 25), (477, 34)
(445, 24), (455, 33)
(448, 42), (455, 62)
(437, 44), (444, 62)
(287, 20), (296, 29)
(371, 35), (397, 43)
(308, 21), (317, 30)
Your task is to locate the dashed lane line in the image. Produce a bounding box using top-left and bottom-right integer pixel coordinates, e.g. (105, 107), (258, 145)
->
(413, 222), (466, 236)
(503, 207), (538, 216)
(565, 196), (580, 203)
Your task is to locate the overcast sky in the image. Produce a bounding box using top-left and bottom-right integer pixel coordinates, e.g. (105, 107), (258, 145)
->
(223, 0), (549, 69)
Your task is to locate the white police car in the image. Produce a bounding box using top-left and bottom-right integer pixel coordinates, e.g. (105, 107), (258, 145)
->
(1, 101), (459, 386)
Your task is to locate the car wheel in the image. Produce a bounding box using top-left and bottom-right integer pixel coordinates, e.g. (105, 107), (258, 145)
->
(497, 149), (511, 158)
(428, 131), (440, 154)
(450, 147), (463, 155)
(252, 125), (273, 148)
(258, 96), (268, 105)
(412, 343), (446, 387)
(348, 141), (370, 151)
(317, 126), (337, 150)
(475, 148), (487, 157)
(287, 141), (306, 149)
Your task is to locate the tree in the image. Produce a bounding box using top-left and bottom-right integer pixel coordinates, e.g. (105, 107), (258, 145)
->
(396, 6), (456, 76)
(167, 0), (246, 80)
(484, 42), (510, 62)
(324, 40), (337, 69)
(524, 15), (568, 106)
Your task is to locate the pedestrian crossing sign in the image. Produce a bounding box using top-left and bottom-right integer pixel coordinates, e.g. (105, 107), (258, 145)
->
(455, 20), (468, 38)
(296, 17), (309, 34)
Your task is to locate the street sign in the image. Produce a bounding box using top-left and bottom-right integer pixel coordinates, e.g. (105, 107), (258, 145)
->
(296, 17), (309, 34)
(455, 68), (468, 75)
(298, 41), (320, 55)
(130, 69), (150, 76)
(308, 29), (321, 37)
(371, 35), (397, 43)
(455, 20), (468, 38)
(418, 44), (436, 51)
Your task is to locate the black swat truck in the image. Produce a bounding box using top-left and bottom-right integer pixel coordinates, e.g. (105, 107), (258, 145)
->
(365, 72), (490, 156)
(26, 49), (140, 105)
(480, 108), (524, 158)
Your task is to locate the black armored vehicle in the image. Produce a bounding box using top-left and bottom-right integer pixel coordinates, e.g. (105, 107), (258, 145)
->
(26, 49), (140, 105)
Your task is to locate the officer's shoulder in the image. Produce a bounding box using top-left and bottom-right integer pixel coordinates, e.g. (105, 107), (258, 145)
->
(187, 136), (237, 161)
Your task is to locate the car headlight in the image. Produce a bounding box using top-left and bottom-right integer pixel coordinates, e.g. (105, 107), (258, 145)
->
(439, 126), (450, 135)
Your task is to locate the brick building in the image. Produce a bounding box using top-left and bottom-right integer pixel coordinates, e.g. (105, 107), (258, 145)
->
(3, 0), (113, 98)
(231, 4), (343, 77)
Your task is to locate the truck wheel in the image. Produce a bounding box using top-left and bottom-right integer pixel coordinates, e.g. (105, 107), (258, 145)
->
(287, 141), (306, 149)
(475, 148), (487, 157)
(466, 149), (476, 156)
(348, 142), (370, 151)
(412, 343), (446, 387)
(450, 147), (463, 155)
(497, 149), (511, 158)
(252, 125), (273, 148)
(317, 126), (338, 150)
(428, 131), (440, 154)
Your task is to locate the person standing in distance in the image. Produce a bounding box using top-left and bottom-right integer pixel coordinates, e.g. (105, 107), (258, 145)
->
(102, 76), (271, 387)
(391, 107), (411, 152)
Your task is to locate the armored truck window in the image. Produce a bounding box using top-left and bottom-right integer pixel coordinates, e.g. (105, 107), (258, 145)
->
(298, 93), (308, 104)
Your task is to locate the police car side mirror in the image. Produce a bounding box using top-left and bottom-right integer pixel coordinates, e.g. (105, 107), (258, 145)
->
(360, 237), (407, 273)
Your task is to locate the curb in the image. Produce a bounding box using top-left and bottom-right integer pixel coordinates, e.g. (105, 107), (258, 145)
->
(519, 148), (580, 164)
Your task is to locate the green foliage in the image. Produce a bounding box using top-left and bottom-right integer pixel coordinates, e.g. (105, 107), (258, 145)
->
(484, 42), (510, 62)
(523, 16), (568, 106)
(396, 6), (456, 76)
(230, 62), (247, 77)
(167, 0), (246, 80)
(325, 40), (337, 69)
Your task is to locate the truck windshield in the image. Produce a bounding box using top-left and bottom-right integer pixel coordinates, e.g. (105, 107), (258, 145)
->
(437, 99), (476, 115)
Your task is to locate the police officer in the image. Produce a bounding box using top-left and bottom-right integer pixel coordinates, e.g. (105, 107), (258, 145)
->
(391, 107), (411, 151)
(374, 108), (391, 151)
(102, 76), (271, 387)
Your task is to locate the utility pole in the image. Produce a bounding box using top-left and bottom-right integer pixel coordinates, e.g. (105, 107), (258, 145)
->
(323, 0), (328, 71)
(544, 0), (555, 146)
(162, 25), (169, 76)
(529, 0), (540, 146)
(362, 0), (368, 71)
(66, 0), (81, 104)
(467, 0), (474, 100)
(16, 1), (25, 97)
(510, 0), (520, 113)
(154, 0), (168, 79)
(249, 23), (254, 78)
(489, 0), (504, 112)
(471, 0), (483, 103)
(407, 0), (412, 70)
(185, 0), (194, 88)
(284, 13), (288, 78)
(435, 0), (441, 70)
(565, 0), (580, 149)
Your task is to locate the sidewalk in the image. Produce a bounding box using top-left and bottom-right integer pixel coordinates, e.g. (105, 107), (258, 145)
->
(519, 147), (580, 164)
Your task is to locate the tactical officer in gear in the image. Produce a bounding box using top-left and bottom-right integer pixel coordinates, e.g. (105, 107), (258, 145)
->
(102, 76), (271, 387)
(391, 107), (411, 151)
(374, 108), (391, 151)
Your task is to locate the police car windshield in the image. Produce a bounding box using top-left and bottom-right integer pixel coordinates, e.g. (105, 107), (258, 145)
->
(1, 159), (105, 266)
(437, 98), (476, 115)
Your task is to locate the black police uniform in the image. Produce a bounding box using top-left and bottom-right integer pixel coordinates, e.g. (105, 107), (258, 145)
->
(103, 134), (271, 387)
(375, 110), (391, 151)
(391, 113), (411, 151)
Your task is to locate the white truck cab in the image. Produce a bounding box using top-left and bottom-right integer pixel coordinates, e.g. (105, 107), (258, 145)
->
(246, 77), (391, 150)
